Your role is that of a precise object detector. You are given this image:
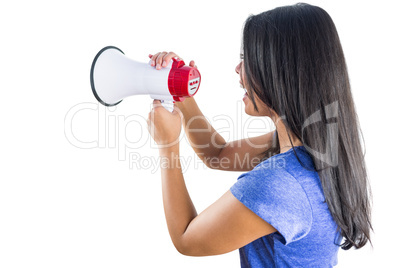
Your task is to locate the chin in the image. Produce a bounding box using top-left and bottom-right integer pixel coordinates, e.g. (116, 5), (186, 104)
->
(244, 105), (258, 116)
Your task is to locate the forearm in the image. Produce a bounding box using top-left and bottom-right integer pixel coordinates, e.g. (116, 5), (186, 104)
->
(159, 144), (198, 250)
(177, 98), (276, 171)
(177, 97), (226, 161)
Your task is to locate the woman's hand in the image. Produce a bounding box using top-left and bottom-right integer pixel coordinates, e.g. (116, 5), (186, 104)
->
(148, 51), (197, 112)
(148, 51), (197, 70)
(147, 100), (182, 148)
(147, 51), (196, 148)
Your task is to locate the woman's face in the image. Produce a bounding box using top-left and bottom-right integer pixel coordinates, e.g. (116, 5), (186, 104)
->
(235, 61), (273, 117)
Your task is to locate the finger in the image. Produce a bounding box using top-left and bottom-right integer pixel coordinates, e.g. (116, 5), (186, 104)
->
(162, 52), (180, 67)
(146, 118), (152, 133)
(147, 112), (155, 128)
(189, 60), (198, 69)
(155, 52), (168, 70)
(148, 54), (154, 67)
(150, 52), (161, 67)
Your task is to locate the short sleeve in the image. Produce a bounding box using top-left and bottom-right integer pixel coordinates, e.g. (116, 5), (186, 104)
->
(230, 168), (313, 245)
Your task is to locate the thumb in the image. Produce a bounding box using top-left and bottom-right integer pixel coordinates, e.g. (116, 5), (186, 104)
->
(153, 99), (162, 108)
(189, 60), (197, 68)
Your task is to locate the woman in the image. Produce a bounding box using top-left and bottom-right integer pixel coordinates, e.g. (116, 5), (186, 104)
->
(147, 3), (372, 267)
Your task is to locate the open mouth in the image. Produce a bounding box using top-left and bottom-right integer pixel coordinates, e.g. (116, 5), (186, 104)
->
(240, 81), (248, 98)
(243, 89), (249, 101)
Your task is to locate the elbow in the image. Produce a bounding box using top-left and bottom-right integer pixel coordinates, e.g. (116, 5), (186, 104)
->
(172, 239), (204, 257)
(170, 236), (189, 256)
(203, 160), (221, 170)
(173, 241), (193, 256)
(175, 245), (191, 256)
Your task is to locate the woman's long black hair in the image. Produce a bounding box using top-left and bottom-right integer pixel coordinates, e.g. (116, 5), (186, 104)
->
(242, 3), (372, 249)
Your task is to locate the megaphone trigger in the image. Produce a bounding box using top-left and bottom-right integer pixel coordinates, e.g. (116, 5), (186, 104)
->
(160, 100), (175, 113)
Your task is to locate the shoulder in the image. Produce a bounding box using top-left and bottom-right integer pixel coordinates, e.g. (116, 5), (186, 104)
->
(231, 162), (310, 207)
(230, 147), (316, 244)
(235, 146), (314, 185)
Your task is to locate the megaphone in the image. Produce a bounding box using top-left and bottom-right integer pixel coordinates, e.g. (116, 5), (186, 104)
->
(90, 46), (201, 111)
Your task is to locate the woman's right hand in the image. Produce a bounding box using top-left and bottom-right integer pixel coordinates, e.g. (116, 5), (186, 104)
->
(148, 51), (197, 70)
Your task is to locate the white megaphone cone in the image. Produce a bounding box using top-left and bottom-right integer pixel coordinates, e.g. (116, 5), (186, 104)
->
(90, 46), (201, 112)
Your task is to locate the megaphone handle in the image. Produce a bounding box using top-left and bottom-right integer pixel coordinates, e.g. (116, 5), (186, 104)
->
(160, 100), (174, 113)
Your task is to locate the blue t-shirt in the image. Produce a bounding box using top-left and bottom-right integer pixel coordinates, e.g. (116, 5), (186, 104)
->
(230, 146), (342, 267)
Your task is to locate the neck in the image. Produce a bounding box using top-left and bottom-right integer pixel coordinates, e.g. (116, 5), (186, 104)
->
(274, 117), (303, 153)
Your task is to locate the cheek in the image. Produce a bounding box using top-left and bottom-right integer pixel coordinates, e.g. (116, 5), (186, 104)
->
(256, 102), (272, 117)
(244, 94), (272, 117)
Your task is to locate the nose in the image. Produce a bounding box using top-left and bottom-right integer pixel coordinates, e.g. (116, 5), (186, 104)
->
(235, 62), (241, 74)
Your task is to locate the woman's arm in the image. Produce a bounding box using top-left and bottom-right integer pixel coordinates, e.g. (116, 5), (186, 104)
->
(149, 52), (276, 171)
(148, 101), (276, 256)
(178, 97), (275, 171)
(162, 146), (276, 256)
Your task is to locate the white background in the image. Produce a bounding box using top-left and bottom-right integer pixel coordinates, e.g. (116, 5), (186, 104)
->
(1, 0), (401, 267)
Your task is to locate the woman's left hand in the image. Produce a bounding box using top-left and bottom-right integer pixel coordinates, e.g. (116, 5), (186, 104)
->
(147, 100), (182, 148)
